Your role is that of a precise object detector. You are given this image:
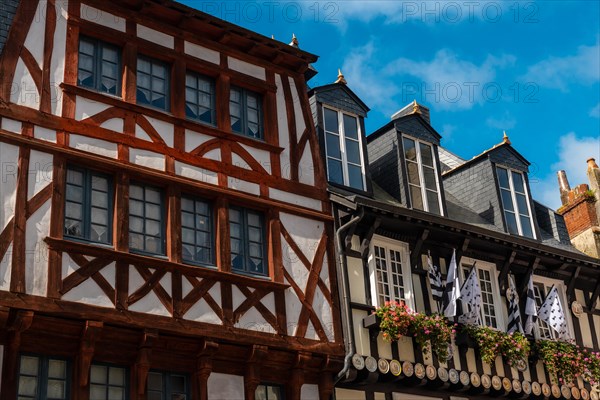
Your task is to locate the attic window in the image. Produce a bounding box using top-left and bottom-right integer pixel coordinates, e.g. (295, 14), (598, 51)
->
(402, 136), (443, 215)
(323, 106), (365, 190)
(496, 166), (535, 238)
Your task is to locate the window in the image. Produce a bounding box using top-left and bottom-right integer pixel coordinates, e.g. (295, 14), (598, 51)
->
(255, 384), (284, 400)
(459, 258), (503, 329)
(64, 167), (113, 244)
(368, 237), (413, 308)
(403, 136), (442, 215)
(181, 196), (214, 266)
(18, 355), (69, 400)
(229, 207), (266, 276)
(137, 55), (170, 111)
(496, 166), (535, 238)
(129, 183), (165, 255)
(323, 107), (365, 190)
(78, 36), (121, 96)
(89, 364), (127, 400)
(230, 86), (262, 139)
(532, 283), (554, 339)
(531, 278), (572, 340)
(147, 371), (188, 400)
(185, 72), (215, 125)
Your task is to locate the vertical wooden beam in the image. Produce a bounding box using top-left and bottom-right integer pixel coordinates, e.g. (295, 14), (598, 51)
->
(59, 0), (80, 133)
(216, 198), (232, 325)
(566, 266), (581, 303)
(134, 330), (159, 398)
(114, 172), (129, 252)
(73, 321), (103, 400)
(167, 185), (182, 318)
(265, 71), (281, 177)
(497, 250), (517, 293)
(0, 310), (34, 400)
(280, 76), (298, 181)
(11, 147), (29, 294)
(115, 261), (129, 311)
(172, 38), (185, 118)
(410, 229), (430, 271)
(47, 156), (66, 299)
(40, 0), (56, 114)
(194, 340), (219, 400)
(318, 357), (336, 400)
(244, 345), (268, 400)
(216, 55), (230, 133)
(123, 20), (138, 104)
(287, 352), (311, 400)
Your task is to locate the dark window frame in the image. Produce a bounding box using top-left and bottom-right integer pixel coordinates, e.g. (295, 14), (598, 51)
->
(185, 71), (216, 126)
(230, 85), (263, 140)
(181, 195), (215, 267)
(136, 54), (171, 112)
(89, 362), (129, 400)
(18, 354), (71, 400)
(64, 166), (114, 245)
(128, 182), (166, 256)
(495, 165), (536, 239)
(255, 383), (285, 400)
(147, 370), (189, 400)
(229, 206), (267, 277)
(77, 35), (122, 96)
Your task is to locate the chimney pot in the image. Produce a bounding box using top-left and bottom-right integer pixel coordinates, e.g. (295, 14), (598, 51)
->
(557, 170), (571, 205)
(587, 158), (599, 171)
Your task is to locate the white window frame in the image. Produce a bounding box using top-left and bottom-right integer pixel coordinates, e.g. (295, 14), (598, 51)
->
(530, 275), (574, 340)
(322, 105), (366, 190)
(459, 257), (505, 330)
(496, 165), (536, 239)
(402, 135), (444, 215)
(368, 235), (414, 310)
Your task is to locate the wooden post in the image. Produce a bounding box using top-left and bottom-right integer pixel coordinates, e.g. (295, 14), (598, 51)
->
(0, 310), (34, 400)
(134, 330), (159, 398)
(194, 340), (218, 400)
(244, 345), (268, 400)
(73, 321), (103, 400)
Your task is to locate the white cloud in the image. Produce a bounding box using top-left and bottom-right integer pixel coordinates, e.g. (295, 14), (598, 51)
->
(590, 103), (600, 118)
(486, 111), (516, 130)
(530, 132), (600, 209)
(441, 124), (457, 141)
(521, 41), (600, 91)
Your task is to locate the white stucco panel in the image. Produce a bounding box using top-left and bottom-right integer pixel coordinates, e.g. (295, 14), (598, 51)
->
(298, 145), (315, 186)
(174, 161), (218, 185)
(275, 74), (291, 179)
(128, 267), (171, 316)
(98, 262), (116, 289)
(11, 59), (40, 109)
(231, 153), (252, 171)
(207, 373), (244, 400)
(80, 4), (125, 32)
(27, 150), (53, 200)
(34, 126), (57, 143)
(75, 96), (111, 120)
(184, 129), (213, 153)
(184, 41), (220, 65)
(320, 256), (330, 288)
(236, 306), (275, 334)
(239, 143), (271, 174)
(130, 149), (165, 171)
(284, 277), (303, 336)
(231, 285), (247, 310)
(25, 201), (51, 296)
(23, 1), (46, 68)
(137, 24), (174, 49)
(0, 142), (18, 231)
(289, 76), (306, 139)
(227, 177), (260, 196)
(203, 148), (221, 161)
(135, 124), (153, 142)
(313, 286), (334, 341)
(50, 0), (68, 115)
(269, 188), (321, 211)
(1, 118), (22, 133)
(70, 134), (118, 159)
(280, 212), (324, 265)
(228, 56), (266, 81)
(100, 118), (124, 133)
(143, 116), (174, 147)
(301, 384), (319, 400)
(183, 298), (221, 324)
(62, 276), (114, 308)
(0, 243), (12, 291)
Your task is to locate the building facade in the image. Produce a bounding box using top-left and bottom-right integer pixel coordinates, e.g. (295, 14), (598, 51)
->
(309, 79), (600, 400)
(0, 1), (344, 399)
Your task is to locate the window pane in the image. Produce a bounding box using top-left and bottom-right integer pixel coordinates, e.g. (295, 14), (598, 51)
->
(496, 167), (509, 189)
(343, 114), (358, 139)
(90, 365), (107, 384)
(324, 108), (338, 133)
(426, 190), (441, 215)
(348, 164), (364, 190)
(422, 166), (437, 190)
(18, 377), (38, 396)
(501, 189), (514, 212)
(345, 139), (361, 164)
(512, 171), (525, 193)
(20, 356), (39, 374)
(47, 380), (66, 399)
(410, 186), (424, 210)
(505, 211), (519, 234)
(406, 162), (420, 185)
(327, 158), (343, 184)
(48, 360), (67, 379)
(520, 215), (534, 238)
(403, 138), (416, 161)
(326, 133), (341, 159)
(419, 142), (434, 167)
(516, 193), (529, 216)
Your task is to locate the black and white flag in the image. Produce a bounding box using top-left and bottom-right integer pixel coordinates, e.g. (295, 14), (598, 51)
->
(507, 276), (524, 334)
(458, 266), (482, 325)
(427, 256), (443, 303)
(538, 286), (569, 340)
(524, 275), (538, 335)
(442, 250), (461, 318)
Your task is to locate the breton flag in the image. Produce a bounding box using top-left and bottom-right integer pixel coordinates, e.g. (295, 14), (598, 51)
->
(458, 266), (482, 325)
(427, 256), (443, 305)
(506, 276), (524, 334)
(524, 275), (538, 335)
(538, 286), (570, 340)
(442, 249), (461, 318)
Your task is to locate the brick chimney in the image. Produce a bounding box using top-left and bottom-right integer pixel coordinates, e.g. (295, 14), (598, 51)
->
(557, 159), (600, 258)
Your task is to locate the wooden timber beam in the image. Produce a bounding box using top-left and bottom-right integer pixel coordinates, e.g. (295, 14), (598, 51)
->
(359, 217), (381, 260)
(245, 345), (269, 400)
(518, 257), (540, 300)
(76, 321), (104, 387)
(195, 339), (219, 400)
(0, 310), (34, 400)
(135, 329), (159, 396)
(588, 281), (600, 310)
(566, 266), (582, 303)
(287, 352), (312, 400)
(497, 250), (517, 293)
(410, 229), (430, 271)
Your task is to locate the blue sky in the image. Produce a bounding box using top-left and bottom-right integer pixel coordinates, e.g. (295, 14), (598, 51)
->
(182, 0), (600, 209)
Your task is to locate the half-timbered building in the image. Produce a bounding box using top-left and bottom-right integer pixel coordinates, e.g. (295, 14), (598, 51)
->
(0, 0), (343, 398)
(309, 78), (600, 400)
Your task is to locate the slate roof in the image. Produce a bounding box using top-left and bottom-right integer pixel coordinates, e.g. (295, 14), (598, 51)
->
(0, 0), (18, 57)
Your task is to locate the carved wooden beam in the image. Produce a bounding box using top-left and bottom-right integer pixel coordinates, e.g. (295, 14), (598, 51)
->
(196, 339), (219, 400)
(245, 345), (269, 400)
(566, 266), (581, 303)
(135, 329), (159, 395)
(288, 352), (312, 400)
(77, 321), (104, 387)
(359, 217), (381, 260)
(588, 281), (600, 310)
(318, 356), (341, 400)
(410, 229), (430, 271)
(518, 257), (540, 299)
(497, 250), (517, 293)
(1, 310), (34, 400)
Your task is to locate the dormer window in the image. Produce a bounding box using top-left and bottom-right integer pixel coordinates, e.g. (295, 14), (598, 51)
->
(323, 107), (365, 190)
(496, 166), (535, 238)
(402, 136), (442, 215)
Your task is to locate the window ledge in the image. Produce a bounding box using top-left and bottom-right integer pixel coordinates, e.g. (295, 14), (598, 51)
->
(45, 237), (289, 291)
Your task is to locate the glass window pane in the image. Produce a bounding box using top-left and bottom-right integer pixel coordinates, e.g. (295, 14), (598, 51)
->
(419, 142), (434, 167)
(171, 375), (186, 392)
(516, 193), (529, 216)
(423, 166), (437, 190)
(20, 356), (39, 374)
(520, 215), (534, 238)
(348, 164), (364, 190)
(326, 133), (341, 159)
(327, 158), (343, 184)
(426, 190), (441, 215)
(48, 360), (67, 379)
(90, 365), (107, 384)
(345, 139), (361, 165)
(324, 108), (339, 133)
(403, 138), (416, 161)
(47, 380), (66, 399)
(501, 189), (514, 212)
(496, 167), (509, 189)
(89, 384), (105, 400)
(108, 387), (124, 400)
(343, 114), (358, 139)
(148, 372), (163, 391)
(18, 376), (38, 396)
(67, 169), (83, 185)
(505, 211), (519, 234)
(406, 162), (420, 185)
(512, 171), (525, 193)
(410, 186), (424, 210)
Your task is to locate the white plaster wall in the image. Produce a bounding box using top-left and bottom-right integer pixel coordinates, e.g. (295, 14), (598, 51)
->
(100, 118), (124, 133)
(280, 213), (323, 265)
(275, 74), (291, 180)
(11, 59), (40, 109)
(227, 177), (260, 196)
(236, 306), (275, 334)
(70, 134), (118, 159)
(184, 129), (213, 153)
(576, 289), (594, 348)
(184, 41), (219, 65)
(23, 1), (45, 68)
(352, 309), (370, 356)
(135, 124), (153, 142)
(377, 332), (393, 359)
(137, 25), (174, 49)
(0, 142), (18, 231)
(231, 153), (252, 171)
(335, 389), (367, 400)
(0, 244), (12, 291)
(397, 336), (415, 363)
(62, 258), (115, 308)
(269, 188), (321, 211)
(25, 201), (51, 296)
(347, 256), (366, 304)
(34, 126), (57, 143)
(75, 96), (110, 120)
(284, 277), (303, 336)
(128, 267), (170, 316)
(80, 4), (125, 32)
(312, 285), (334, 341)
(320, 256), (330, 288)
(289, 77), (306, 141)
(301, 384), (319, 400)
(144, 116), (174, 147)
(298, 145), (315, 186)
(183, 282), (221, 324)
(207, 373), (244, 400)
(227, 56), (266, 81)
(239, 143), (270, 174)
(1, 118), (21, 133)
(204, 148), (221, 161)
(174, 161), (218, 185)
(51, 0), (68, 116)
(129, 149), (165, 171)
(27, 150), (53, 200)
